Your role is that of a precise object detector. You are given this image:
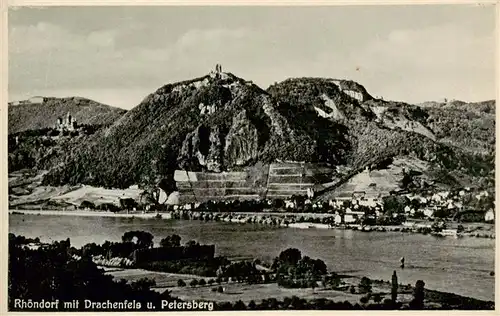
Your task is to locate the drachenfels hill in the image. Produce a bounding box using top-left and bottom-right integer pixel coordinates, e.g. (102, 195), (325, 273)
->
(8, 66), (495, 201)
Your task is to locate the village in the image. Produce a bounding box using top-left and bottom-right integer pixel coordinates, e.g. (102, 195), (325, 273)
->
(162, 186), (495, 239)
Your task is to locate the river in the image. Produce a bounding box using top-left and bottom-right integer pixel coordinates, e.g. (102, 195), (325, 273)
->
(9, 213), (495, 302)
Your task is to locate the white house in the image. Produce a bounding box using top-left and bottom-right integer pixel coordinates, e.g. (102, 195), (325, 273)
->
(334, 214), (342, 225)
(485, 209), (495, 222)
(423, 208), (434, 218)
(344, 214), (356, 224)
(344, 210), (364, 224)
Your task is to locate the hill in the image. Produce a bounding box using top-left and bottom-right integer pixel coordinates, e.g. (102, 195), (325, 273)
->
(425, 100), (495, 155)
(9, 69), (495, 201)
(8, 96), (127, 134)
(267, 78), (494, 194)
(40, 70), (355, 191)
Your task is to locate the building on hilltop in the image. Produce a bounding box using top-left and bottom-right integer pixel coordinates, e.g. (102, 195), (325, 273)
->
(28, 96), (45, 104)
(55, 112), (77, 131)
(209, 64), (223, 80)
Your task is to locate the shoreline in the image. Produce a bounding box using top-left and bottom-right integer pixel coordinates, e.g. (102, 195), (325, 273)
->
(9, 209), (172, 219)
(9, 209), (494, 239)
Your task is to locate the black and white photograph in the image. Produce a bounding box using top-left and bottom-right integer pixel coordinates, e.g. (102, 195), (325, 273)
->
(5, 3), (497, 312)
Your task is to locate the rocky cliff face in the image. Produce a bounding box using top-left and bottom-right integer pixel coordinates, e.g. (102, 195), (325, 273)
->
(224, 109), (259, 168)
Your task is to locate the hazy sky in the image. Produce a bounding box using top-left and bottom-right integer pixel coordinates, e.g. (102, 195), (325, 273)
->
(9, 5), (496, 109)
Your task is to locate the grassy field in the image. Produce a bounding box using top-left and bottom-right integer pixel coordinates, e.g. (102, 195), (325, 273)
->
(105, 268), (413, 305)
(164, 282), (362, 304)
(106, 268), (206, 288)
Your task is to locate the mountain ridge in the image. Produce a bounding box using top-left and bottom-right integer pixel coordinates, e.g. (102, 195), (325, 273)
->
(8, 69), (495, 201)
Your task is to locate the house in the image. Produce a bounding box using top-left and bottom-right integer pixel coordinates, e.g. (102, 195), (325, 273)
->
(344, 209), (364, 224)
(423, 208), (434, 218)
(431, 194), (442, 202)
(485, 209), (495, 222)
(334, 214), (342, 225)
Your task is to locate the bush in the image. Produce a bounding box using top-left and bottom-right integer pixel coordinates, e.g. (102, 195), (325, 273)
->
(189, 279), (198, 287)
(208, 279), (215, 285)
(199, 279), (206, 286)
(177, 279), (186, 287)
(372, 293), (382, 303)
(350, 286), (356, 294)
(359, 277), (372, 293)
(217, 286), (224, 293)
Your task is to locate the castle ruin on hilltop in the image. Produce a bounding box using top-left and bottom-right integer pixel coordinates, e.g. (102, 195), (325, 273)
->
(209, 64), (223, 79)
(55, 112), (77, 131)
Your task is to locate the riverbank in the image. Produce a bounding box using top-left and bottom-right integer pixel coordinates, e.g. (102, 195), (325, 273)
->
(170, 209), (495, 239)
(9, 208), (494, 239)
(9, 209), (171, 219)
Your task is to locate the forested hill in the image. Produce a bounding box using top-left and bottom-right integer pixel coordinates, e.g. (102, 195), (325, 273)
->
(8, 96), (127, 134)
(8, 70), (495, 194)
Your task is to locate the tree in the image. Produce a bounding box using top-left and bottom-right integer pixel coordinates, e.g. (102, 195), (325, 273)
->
(198, 279), (206, 286)
(409, 280), (425, 309)
(248, 300), (257, 310)
(160, 234), (182, 248)
(185, 240), (199, 248)
(121, 231), (154, 249)
(233, 300), (246, 310)
(372, 293), (383, 303)
(278, 248), (302, 265)
(391, 270), (398, 304)
(189, 279), (198, 287)
(79, 200), (95, 210)
(119, 198), (138, 210)
(131, 277), (156, 291)
(359, 277), (372, 293)
(177, 279), (186, 287)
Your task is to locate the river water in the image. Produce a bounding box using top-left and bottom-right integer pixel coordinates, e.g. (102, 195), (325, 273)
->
(9, 214), (495, 301)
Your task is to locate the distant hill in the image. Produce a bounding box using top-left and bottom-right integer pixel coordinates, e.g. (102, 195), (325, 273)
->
(8, 96), (127, 134)
(8, 69), (495, 198)
(425, 100), (495, 155)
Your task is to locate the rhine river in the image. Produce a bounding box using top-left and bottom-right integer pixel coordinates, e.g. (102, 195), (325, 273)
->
(9, 213), (495, 302)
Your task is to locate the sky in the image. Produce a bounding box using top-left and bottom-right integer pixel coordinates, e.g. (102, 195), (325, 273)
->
(8, 5), (496, 109)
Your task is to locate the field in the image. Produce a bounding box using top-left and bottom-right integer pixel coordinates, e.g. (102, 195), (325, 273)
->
(105, 268), (414, 305)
